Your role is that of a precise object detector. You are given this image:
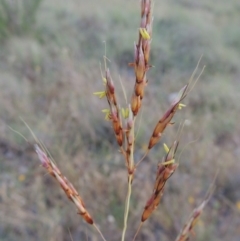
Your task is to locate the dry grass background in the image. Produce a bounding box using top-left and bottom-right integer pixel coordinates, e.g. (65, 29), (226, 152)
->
(0, 0), (240, 240)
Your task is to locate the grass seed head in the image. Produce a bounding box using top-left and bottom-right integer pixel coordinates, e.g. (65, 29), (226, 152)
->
(141, 140), (179, 222)
(35, 145), (94, 225)
(148, 86), (187, 149)
(175, 199), (208, 241)
(104, 69), (124, 146)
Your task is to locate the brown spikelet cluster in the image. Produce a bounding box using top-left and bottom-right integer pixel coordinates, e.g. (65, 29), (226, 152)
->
(104, 66), (135, 173)
(148, 85), (188, 150)
(142, 141), (179, 222)
(102, 0), (155, 174)
(105, 69), (124, 147)
(35, 145), (94, 225)
(130, 0), (153, 116)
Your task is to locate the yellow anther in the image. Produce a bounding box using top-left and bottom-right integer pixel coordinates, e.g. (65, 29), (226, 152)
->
(102, 109), (109, 112)
(162, 159), (175, 165)
(139, 28), (150, 40)
(93, 91), (106, 98)
(102, 78), (107, 84)
(121, 108), (129, 119)
(163, 143), (170, 153)
(102, 109), (110, 120)
(178, 103), (186, 110)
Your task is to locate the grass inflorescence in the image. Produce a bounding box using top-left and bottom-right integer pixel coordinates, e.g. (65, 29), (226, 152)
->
(32, 1), (214, 241)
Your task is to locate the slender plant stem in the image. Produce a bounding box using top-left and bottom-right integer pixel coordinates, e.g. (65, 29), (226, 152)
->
(122, 174), (133, 241)
(93, 223), (107, 241)
(121, 119), (135, 241)
(135, 150), (149, 168)
(132, 222), (143, 241)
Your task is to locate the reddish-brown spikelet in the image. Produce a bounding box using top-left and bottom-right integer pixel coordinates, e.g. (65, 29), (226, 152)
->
(131, 94), (141, 116)
(143, 39), (151, 64)
(148, 85), (188, 149)
(141, 141), (179, 222)
(35, 145), (94, 225)
(125, 108), (135, 172)
(135, 45), (145, 81)
(135, 82), (144, 98)
(140, 0), (151, 27)
(106, 69), (117, 105)
(105, 69), (124, 146)
(175, 198), (209, 241)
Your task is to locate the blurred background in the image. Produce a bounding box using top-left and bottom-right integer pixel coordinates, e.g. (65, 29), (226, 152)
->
(0, 0), (240, 240)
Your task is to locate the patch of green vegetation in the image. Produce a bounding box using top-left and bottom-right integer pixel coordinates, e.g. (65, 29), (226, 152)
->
(0, 0), (43, 41)
(109, 195), (125, 228)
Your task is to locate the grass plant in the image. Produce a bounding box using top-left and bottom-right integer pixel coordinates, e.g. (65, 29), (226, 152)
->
(31, 1), (213, 240)
(1, 0), (240, 240)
